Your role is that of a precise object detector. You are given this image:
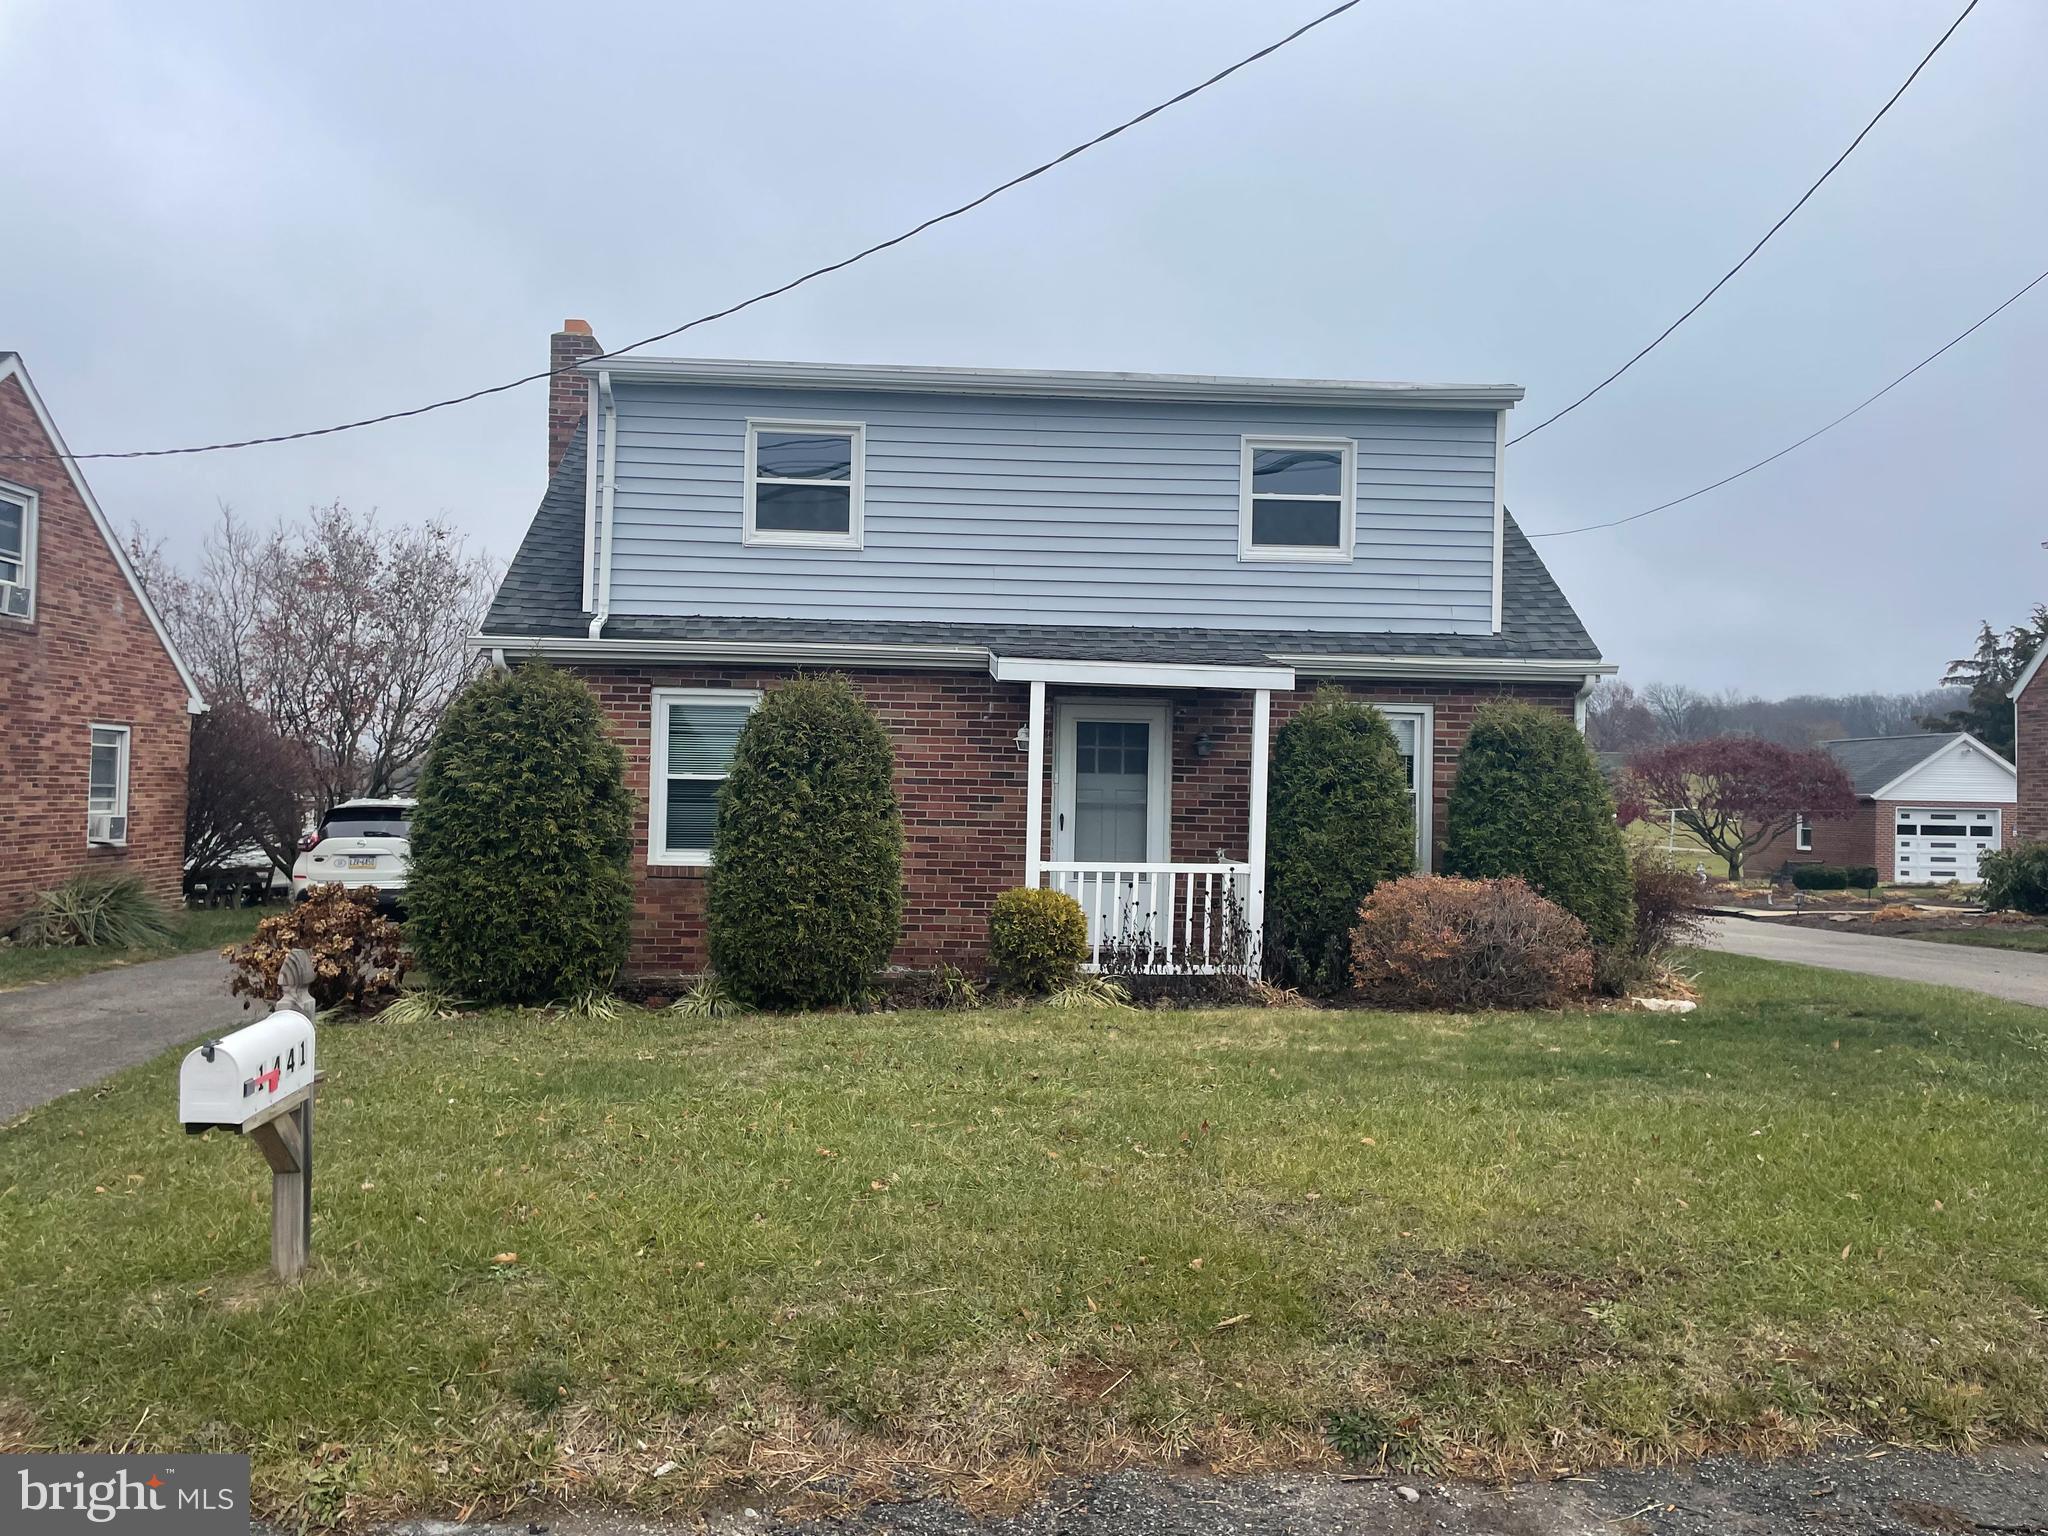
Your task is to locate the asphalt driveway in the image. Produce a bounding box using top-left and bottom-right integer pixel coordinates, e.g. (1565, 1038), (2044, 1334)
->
(0, 949), (239, 1121)
(1703, 914), (2048, 1007)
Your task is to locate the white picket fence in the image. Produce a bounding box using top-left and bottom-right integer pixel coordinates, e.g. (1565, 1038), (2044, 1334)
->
(1039, 861), (1256, 975)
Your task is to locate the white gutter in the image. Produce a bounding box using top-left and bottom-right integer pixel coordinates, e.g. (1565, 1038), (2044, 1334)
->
(1575, 671), (1599, 733)
(990, 654), (1294, 691)
(1273, 653), (1617, 683)
(587, 370), (618, 640)
(472, 632), (1610, 686)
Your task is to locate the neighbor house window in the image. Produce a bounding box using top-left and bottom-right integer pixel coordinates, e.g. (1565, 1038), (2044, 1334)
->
(87, 724), (130, 845)
(649, 689), (760, 865)
(744, 421), (863, 548)
(1239, 437), (1355, 561)
(1376, 705), (1434, 870)
(1794, 814), (1813, 852)
(0, 482), (35, 619)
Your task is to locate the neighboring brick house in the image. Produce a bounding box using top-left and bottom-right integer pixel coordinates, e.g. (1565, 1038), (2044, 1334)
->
(477, 325), (1613, 976)
(1747, 733), (2017, 885)
(2010, 646), (2047, 844)
(0, 353), (205, 926)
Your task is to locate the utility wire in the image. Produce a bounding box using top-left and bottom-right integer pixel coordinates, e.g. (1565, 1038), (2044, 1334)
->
(1508, 0), (1979, 447)
(7, 0), (1364, 464)
(1525, 264), (2048, 539)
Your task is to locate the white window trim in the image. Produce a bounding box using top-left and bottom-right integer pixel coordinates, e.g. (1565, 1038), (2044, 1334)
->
(0, 477), (39, 623)
(1238, 435), (1356, 564)
(1372, 703), (1434, 871)
(87, 723), (131, 847)
(1794, 814), (1813, 852)
(742, 419), (865, 550)
(648, 687), (761, 867)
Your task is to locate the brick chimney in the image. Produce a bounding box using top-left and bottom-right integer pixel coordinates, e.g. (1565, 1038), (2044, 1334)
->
(548, 318), (602, 476)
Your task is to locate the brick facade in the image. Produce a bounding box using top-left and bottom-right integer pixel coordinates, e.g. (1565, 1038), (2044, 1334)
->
(0, 370), (193, 926)
(548, 321), (601, 477)
(1746, 796), (2016, 882)
(2019, 667), (2048, 844)
(576, 662), (1578, 978)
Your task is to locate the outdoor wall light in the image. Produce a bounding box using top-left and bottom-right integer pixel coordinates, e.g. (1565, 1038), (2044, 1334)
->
(1193, 731), (1216, 758)
(1015, 726), (1031, 752)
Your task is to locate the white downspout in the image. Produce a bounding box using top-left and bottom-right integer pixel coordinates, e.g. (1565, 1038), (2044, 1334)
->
(588, 370), (618, 640)
(1574, 672), (1598, 733)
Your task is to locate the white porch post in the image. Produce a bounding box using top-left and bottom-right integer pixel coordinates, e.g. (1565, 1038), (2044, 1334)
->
(1024, 679), (1046, 887)
(1246, 687), (1271, 955)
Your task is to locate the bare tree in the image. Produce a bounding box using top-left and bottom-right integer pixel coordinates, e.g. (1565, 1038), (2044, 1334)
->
(135, 503), (495, 813)
(185, 701), (310, 882)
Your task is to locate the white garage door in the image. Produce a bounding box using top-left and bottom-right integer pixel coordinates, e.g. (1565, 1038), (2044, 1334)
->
(1894, 807), (2001, 884)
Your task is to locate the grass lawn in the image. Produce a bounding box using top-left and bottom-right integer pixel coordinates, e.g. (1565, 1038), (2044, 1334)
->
(1911, 925), (2048, 954)
(1623, 818), (1730, 879)
(0, 906), (262, 992)
(3, 954), (2046, 1526)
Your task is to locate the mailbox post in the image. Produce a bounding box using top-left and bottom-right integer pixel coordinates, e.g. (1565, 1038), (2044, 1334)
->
(179, 955), (321, 1280)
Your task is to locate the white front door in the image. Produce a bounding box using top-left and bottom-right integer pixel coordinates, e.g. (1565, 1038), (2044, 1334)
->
(1052, 702), (1170, 864)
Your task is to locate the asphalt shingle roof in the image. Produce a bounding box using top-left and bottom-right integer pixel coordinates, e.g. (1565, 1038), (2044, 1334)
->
(1824, 734), (1970, 797)
(481, 421), (1602, 665)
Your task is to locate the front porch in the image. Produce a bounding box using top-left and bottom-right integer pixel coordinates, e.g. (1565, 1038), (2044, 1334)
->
(1001, 654), (1289, 976)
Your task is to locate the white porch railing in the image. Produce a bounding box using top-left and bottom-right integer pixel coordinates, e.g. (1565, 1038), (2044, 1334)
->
(1040, 861), (1257, 976)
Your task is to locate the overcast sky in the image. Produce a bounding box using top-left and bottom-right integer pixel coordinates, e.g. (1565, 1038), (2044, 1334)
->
(4, 0), (2042, 694)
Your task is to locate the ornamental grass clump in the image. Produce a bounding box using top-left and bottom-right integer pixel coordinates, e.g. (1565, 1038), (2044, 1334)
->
(15, 874), (174, 950)
(706, 675), (903, 1011)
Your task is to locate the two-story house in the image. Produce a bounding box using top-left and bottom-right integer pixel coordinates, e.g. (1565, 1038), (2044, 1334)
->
(0, 353), (205, 927)
(477, 322), (1612, 976)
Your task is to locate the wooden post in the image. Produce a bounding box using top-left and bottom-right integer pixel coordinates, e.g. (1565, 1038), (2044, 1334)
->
(1025, 678), (1046, 887)
(1246, 688), (1272, 971)
(246, 1078), (319, 1281)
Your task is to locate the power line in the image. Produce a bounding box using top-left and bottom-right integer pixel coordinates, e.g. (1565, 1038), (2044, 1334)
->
(7, 0), (1364, 465)
(1508, 0), (1979, 448)
(1525, 264), (2048, 540)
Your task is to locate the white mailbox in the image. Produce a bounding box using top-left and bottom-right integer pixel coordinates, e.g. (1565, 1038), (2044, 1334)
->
(179, 1011), (317, 1133)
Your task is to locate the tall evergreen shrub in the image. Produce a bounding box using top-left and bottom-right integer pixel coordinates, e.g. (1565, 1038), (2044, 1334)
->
(406, 663), (633, 1003)
(707, 675), (903, 1010)
(1264, 690), (1416, 990)
(1443, 698), (1634, 953)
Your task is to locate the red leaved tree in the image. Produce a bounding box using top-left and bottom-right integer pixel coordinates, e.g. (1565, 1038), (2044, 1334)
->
(1624, 736), (1857, 880)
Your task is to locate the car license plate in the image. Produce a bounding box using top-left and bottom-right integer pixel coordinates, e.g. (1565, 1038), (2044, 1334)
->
(347, 855), (377, 869)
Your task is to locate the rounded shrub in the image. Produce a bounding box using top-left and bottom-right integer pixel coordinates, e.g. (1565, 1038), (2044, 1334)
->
(1979, 842), (2048, 914)
(1264, 690), (1416, 990)
(406, 662), (633, 1004)
(1443, 699), (1634, 954)
(707, 675), (903, 1010)
(988, 887), (1089, 995)
(1349, 875), (1593, 1011)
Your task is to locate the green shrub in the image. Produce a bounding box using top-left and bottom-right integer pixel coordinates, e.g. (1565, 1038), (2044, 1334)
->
(1264, 690), (1416, 990)
(1846, 864), (1880, 891)
(14, 874), (174, 949)
(1443, 699), (1634, 954)
(1980, 842), (2048, 915)
(406, 663), (633, 1005)
(988, 887), (1090, 995)
(1791, 864), (1850, 891)
(707, 675), (903, 1010)
(1349, 875), (1593, 1011)
(226, 885), (407, 1013)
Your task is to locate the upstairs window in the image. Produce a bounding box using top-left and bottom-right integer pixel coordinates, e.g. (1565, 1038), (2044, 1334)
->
(650, 688), (760, 865)
(0, 483), (35, 619)
(744, 421), (863, 549)
(88, 724), (130, 845)
(1239, 437), (1354, 562)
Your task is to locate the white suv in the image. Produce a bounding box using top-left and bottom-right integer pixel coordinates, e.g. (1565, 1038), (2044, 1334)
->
(291, 798), (416, 911)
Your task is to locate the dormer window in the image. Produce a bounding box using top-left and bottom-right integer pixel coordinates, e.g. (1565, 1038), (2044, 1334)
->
(1238, 437), (1354, 562)
(744, 421), (863, 549)
(0, 482), (35, 619)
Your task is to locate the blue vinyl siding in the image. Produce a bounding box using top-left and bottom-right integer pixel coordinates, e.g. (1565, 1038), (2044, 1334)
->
(603, 382), (1500, 634)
